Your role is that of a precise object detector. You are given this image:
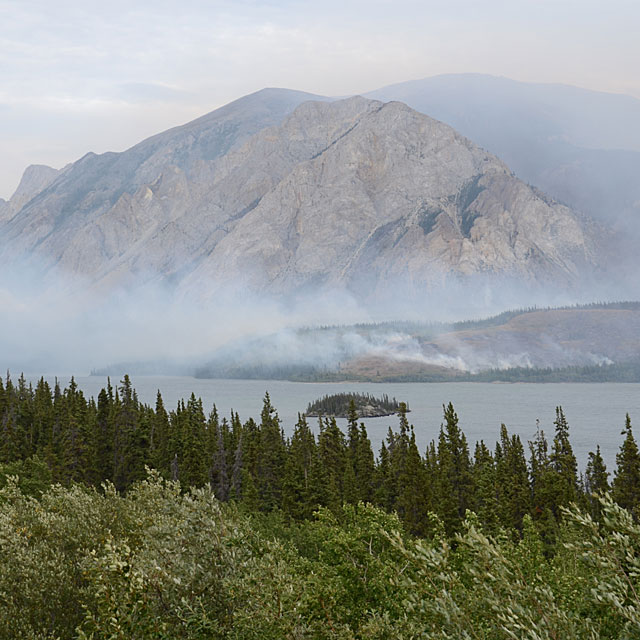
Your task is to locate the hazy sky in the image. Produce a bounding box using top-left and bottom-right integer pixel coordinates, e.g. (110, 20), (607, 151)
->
(1, 0), (639, 199)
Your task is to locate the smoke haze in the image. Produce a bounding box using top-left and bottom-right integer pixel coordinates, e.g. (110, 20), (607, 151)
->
(3, 250), (637, 377)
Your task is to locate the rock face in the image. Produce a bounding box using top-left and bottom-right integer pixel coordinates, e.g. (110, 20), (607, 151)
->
(0, 91), (603, 300)
(0, 164), (60, 224)
(366, 74), (640, 235)
(0, 88), (326, 278)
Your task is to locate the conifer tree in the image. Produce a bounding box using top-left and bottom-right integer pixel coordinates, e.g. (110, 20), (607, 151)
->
(281, 414), (320, 518)
(529, 421), (555, 519)
(584, 445), (609, 518)
(496, 425), (530, 533)
(257, 393), (286, 510)
(149, 391), (170, 475)
(31, 377), (53, 456)
(94, 387), (114, 482)
(112, 375), (140, 491)
(612, 414), (640, 515)
(230, 432), (244, 500)
(355, 423), (375, 503)
(0, 393), (20, 465)
(435, 403), (473, 534)
(169, 400), (186, 480)
(472, 440), (499, 534)
(57, 378), (97, 485)
(396, 426), (429, 535)
(178, 394), (207, 488)
(374, 441), (394, 511)
(343, 399), (362, 505)
(387, 404), (411, 507)
(212, 418), (230, 501)
(240, 416), (260, 484)
(549, 406), (578, 507)
(317, 416), (346, 512)
(345, 398), (361, 467)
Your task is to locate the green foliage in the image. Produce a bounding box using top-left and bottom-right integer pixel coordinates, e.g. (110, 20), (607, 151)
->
(0, 454), (52, 496)
(612, 414), (640, 515)
(6, 374), (640, 636)
(305, 392), (407, 417)
(1, 470), (640, 638)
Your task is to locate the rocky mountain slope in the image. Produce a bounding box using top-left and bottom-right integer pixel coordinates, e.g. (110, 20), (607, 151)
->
(0, 88), (326, 279)
(0, 91), (604, 301)
(0, 164), (60, 224)
(367, 74), (640, 236)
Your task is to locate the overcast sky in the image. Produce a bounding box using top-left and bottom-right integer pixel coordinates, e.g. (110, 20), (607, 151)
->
(1, 0), (639, 199)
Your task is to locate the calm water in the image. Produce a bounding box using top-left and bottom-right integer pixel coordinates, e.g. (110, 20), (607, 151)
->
(26, 375), (640, 471)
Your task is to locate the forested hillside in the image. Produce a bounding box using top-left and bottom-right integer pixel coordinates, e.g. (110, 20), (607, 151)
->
(2, 374), (640, 637)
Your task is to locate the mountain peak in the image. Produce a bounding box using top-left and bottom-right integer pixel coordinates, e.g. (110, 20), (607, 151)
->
(0, 92), (606, 302)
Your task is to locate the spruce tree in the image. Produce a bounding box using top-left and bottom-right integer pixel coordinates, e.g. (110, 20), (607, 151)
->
(435, 403), (473, 534)
(496, 425), (530, 533)
(317, 416), (346, 512)
(355, 424), (375, 503)
(529, 421), (554, 519)
(584, 445), (609, 518)
(396, 427), (429, 536)
(549, 406), (578, 507)
(150, 391), (170, 475)
(281, 413), (313, 517)
(95, 387), (114, 482)
(612, 414), (640, 515)
(212, 418), (230, 501)
(257, 393), (286, 510)
(230, 432), (244, 500)
(179, 394), (207, 488)
(373, 441), (393, 510)
(472, 440), (499, 534)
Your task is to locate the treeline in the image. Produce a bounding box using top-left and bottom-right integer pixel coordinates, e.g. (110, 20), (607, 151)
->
(467, 360), (640, 383)
(2, 374), (640, 544)
(305, 392), (407, 417)
(339, 361), (640, 383)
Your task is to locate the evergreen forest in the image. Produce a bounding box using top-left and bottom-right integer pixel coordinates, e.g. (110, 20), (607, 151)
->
(305, 392), (406, 417)
(2, 373), (640, 638)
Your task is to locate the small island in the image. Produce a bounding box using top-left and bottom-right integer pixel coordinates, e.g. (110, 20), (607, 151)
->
(305, 392), (409, 418)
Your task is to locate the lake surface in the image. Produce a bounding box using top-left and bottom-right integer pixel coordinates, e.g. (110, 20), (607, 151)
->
(26, 375), (640, 472)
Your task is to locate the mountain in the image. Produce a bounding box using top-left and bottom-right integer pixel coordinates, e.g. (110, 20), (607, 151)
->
(0, 88), (327, 281)
(0, 92), (604, 301)
(0, 164), (60, 224)
(366, 74), (640, 234)
(180, 96), (601, 299)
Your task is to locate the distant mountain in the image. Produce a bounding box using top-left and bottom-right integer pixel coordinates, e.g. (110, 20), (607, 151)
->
(0, 88), (328, 281)
(0, 93), (603, 301)
(366, 74), (640, 235)
(0, 164), (60, 224)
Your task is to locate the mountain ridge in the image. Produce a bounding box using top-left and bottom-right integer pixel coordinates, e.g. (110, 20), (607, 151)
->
(0, 88), (610, 302)
(365, 74), (640, 233)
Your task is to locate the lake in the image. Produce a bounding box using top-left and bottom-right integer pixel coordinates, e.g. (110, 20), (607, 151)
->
(24, 374), (639, 472)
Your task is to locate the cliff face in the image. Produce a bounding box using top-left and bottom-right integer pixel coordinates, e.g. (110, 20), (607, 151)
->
(367, 74), (640, 239)
(0, 92), (603, 300)
(0, 164), (60, 224)
(183, 97), (598, 299)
